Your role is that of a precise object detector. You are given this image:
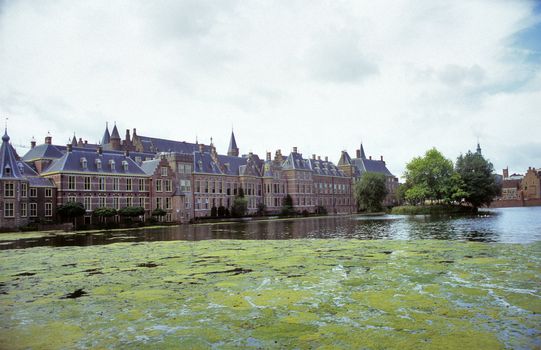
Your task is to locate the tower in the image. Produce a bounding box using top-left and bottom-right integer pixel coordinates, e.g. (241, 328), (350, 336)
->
(227, 130), (239, 157)
(110, 122), (121, 151)
(101, 122), (111, 145)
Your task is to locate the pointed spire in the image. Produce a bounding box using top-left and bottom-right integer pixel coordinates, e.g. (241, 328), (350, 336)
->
(110, 121), (120, 139)
(360, 142), (366, 159)
(102, 122), (111, 145)
(0, 128), (24, 178)
(227, 130), (239, 157)
(476, 139), (482, 155)
(71, 133), (77, 146)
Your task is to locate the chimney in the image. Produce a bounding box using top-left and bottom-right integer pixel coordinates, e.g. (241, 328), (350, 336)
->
(84, 140), (88, 145)
(312, 154), (316, 160)
(30, 138), (36, 149)
(503, 167), (509, 179)
(132, 128), (137, 137)
(356, 149), (361, 158)
(266, 152), (271, 161)
(67, 143), (72, 152)
(45, 134), (52, 145)
(380, 156), (384, 161)
(78, 137), (83, 146)
(97, 145), (103, 155)
(199, 143), (205, 153)
(125, 129), (131, 142)
(124, 149), (130, 157)
(318, 156), (321, 160)
(369, 156), (372, 160)
(293, 147), (298, 153)
(325, 156), (328, 162)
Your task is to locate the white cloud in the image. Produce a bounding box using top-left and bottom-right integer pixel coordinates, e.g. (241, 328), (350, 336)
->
(1, 0), (540, 177)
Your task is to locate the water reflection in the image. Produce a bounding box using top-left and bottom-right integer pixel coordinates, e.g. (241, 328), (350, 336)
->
(2, 207), (540, 250)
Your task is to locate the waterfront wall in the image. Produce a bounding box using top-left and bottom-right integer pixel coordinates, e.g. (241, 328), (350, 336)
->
(489, 199), (541, 208)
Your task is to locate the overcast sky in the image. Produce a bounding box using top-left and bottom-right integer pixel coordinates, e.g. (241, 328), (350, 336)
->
(1, 0), (540, 177)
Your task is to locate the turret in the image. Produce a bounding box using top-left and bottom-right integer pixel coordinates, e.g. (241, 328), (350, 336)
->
(227, 130), (239, 157)
(110, 122), (121, 151)
(101, 122), (111, 145)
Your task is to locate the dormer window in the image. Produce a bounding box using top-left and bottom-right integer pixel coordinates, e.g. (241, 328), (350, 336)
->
(198, 160), (203, 170)
(95, 159), (102, 170)
(4, 165), (11, 175)
(109, 159), (116, 171)
(18, 163), (24, 174)
(122, 160), (129, 171)
(81, 157), (87, 169)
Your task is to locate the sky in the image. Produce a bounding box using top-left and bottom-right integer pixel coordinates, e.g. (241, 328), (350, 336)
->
(1, 0), (540, 178)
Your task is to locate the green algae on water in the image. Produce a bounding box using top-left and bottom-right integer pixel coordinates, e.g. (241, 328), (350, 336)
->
(0, 239), (539, 349)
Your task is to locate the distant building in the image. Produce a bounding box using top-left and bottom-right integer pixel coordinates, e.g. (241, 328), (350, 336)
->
(522, 167), (541, 200)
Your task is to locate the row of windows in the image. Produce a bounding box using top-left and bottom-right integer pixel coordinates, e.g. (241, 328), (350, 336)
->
(3, 202), (52, 218)
(67, 176), (146, 191)
(67, 196), (147, 210)
(155, 179), (173, 192)
(194, 181), (262, 196)
(3, 183), (52, 198)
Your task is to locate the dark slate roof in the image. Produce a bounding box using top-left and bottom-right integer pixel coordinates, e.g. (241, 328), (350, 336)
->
(239, 154), (262, 177)
(110, 124), (120, 139)
(137, 135), (210, 154)
(28, 177), (54, 187)
(22, 143), (64, 161)
(42, 149), (146, 175)
(102, 123), (111, 145)
(217, 154), (247, 176)
(282, 152), (311, 170)
(228, 131), (238, 152)
(309, 158), (346, 177)
(194, 152), (223, 174)
(1, 130), (24, 179)
(141, 159), (160, 175)
(360, 143), (366, 159)
(351, 158), (394, 177)
(337, 151), (352, 166)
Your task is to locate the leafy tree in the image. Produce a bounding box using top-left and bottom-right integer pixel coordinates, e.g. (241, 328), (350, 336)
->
(455, 151), (500, 208)
(152, 208), (167, 217)
(281, 194), (294, 216)
(256, 202), (267, 216)
(354, 172), (388, 212)
(217, 206), (226, 217)
(57, 201), (86, 229)
(118, 206), (145, 220)
(231, 188), (247, 217)
(210, 206), (218, 217)
(403, 148), (455, 204)
(93, 207), (117, 219)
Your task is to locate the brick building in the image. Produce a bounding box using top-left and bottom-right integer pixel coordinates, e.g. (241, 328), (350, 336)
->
(1, 124), (400, 229)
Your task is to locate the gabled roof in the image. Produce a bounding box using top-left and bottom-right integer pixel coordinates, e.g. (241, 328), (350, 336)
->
(194, 152), (224, 174)
(140, 159), (160, 175)
(42, 149), (146, 175)
(351, 158), (394, 177)
(217, 155), (247, 176)
(309, 158), (347, 177)
(22, 143), (64, 161)
(137, 135), (210, 154)
(239, 154), (262, 177)
(337, 151), (352, 166)
(228, 131), (238, 152)
(282, 152), (311, 170)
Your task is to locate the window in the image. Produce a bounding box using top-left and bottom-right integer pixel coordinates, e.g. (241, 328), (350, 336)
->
(30, 203), (37, 217)
(165, 197), (172, 209)
(99, 177), (105, 191)
(126, 178), (132, 191)
(156, 179), (162, 192)
(161, 167), (168, 177)
(21, 183), (27, 197)
(135, 156), (142, 163)
(4, 183), (14, 197)
(68, 196), (76, 203)
(113, 178), (119, 191)
(126, 197), (133, 207)
(139, 179), (146, 191)
(30, 188), (37, 197)
(180, 180), (191, 192)
(81, 157), (87, 169)
(84, 197), (91, 210)
(45, 188), (52, 197)
(122, 161), (128, 171)
(138, 197), (145, 208)
(45, 203), (52, 217)
(21, 203), (27, 217)
(4, 202), (14, 217)
(110, 160), (116, 171)
(113, 197), (119, 210)
(84, 177), (91, 190)
(68, 176), (76, 190)
(96, 159), (102, 170)
(165, 180), (172, 192)
(185, 198), (190, 209)
(99, 197), (106, 208)
(156, 197), (162, 209)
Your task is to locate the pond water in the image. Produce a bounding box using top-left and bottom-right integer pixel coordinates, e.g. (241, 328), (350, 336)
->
(2, 207), (540, 250)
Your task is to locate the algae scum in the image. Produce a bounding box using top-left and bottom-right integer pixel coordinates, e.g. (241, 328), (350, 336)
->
(1, 239), (540, 349)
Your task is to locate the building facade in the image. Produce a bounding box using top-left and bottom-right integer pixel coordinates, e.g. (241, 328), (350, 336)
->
(2, 124), (400, 229)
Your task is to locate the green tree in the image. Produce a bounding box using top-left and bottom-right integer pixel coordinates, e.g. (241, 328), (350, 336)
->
(57, 202), (86, 229)
(455, 151), (500, 208)
(354, 172), (388, 212)
(231, 187), (248, 217)
(152, 208), (167, 217)
(403, 148), (455, 204)
(281, 194), (294, 216)
(93, 207), (117, 220)
(118, 206), (145, 221)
